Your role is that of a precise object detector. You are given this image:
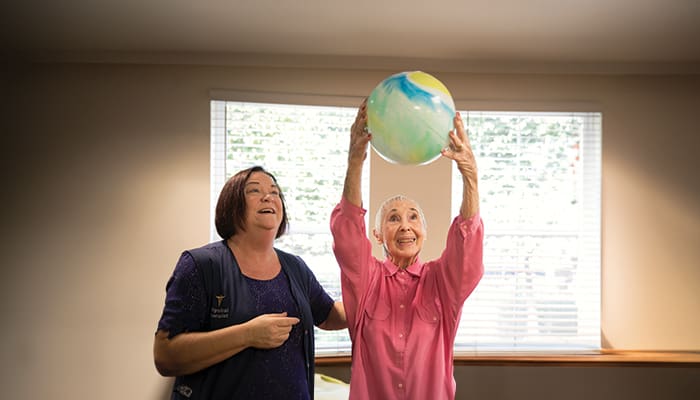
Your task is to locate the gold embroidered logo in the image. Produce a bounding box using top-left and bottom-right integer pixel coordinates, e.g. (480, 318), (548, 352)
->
(211, 295), (229, 319)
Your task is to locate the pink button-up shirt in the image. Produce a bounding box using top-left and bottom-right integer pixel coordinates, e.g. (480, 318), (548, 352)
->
(330, 198), (484, 400)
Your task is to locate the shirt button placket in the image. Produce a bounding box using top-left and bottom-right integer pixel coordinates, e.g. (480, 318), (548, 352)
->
(397, 295), (407, 352)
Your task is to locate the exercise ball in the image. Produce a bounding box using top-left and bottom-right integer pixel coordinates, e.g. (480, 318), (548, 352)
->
(367, 71), (456, 165)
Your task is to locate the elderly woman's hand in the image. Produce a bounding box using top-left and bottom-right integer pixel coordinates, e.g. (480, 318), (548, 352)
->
(442, 112), (480, 217)
(349, 98), (371, 165)
(441, 112), (477, 178)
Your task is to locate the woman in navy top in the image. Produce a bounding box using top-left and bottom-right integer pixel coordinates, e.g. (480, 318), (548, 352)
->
(154, 166), (347, 400)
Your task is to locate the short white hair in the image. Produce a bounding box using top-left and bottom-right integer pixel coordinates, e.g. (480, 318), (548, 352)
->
(374, 195), (427, 232)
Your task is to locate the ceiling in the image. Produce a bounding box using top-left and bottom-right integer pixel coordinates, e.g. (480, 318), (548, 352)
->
(2, 0), (700, 69)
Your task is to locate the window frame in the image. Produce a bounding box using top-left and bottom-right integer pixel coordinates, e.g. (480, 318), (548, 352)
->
(450, 110), (602, 353)
(210, 92), (603, 357)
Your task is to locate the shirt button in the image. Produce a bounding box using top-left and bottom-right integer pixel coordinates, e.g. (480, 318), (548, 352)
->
(398, 383), (403, 389)
(399, 333), (404, 338)
(399, 304), (405, 309)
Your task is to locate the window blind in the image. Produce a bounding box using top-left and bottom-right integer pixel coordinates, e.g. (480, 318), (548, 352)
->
(451, 111), (602, 352)
(211, 100), (367, 354)
(212, 100), (602, 355)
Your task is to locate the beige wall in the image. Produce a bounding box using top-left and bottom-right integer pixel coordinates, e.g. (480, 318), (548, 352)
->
(2, 60), (699, 399)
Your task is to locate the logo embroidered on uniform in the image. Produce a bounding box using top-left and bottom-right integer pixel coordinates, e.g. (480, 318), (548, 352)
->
(211, 295), (230, 319)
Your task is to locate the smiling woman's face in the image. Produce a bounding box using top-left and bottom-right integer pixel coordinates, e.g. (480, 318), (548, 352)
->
(243, 171), (284, 232)
(373, 198), (426, 268)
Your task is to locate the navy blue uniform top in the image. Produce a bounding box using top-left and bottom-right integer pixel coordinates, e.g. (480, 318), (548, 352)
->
(157, 241), (335, 399)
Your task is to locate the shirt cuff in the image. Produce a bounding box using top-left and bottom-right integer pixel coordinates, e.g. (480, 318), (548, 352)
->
(339, 197), (367, 217)
(456, 212), (482, 239)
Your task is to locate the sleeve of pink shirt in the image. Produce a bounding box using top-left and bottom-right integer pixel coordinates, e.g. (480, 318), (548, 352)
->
(434, 213), (485, 315)
(329, 198), (373, 333)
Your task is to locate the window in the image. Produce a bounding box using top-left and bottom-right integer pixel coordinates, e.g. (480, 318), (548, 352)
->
(210, 99), (367, 354)
(211, 99), (601, 355)
(452, 111), (601, 352)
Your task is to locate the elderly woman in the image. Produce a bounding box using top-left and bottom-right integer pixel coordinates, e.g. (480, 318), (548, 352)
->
(155, 166), (346, 400)
(330, 99), (484, 400)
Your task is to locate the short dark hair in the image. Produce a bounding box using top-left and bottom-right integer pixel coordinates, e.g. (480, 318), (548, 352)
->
(215, 166), (288, 240)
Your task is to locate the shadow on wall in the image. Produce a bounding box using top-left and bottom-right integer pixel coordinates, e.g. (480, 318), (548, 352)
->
(601, 330), (612, 349)
(157, 378), (174, 400)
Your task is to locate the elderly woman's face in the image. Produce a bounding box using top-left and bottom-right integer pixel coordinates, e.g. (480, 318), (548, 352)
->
(373, 198), (426, 268)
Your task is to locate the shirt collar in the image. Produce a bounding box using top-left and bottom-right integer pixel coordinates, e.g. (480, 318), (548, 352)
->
(382, 258), (424, 277)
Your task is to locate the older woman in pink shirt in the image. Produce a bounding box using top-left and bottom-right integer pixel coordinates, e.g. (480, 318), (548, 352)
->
(330, 99), (484, 400)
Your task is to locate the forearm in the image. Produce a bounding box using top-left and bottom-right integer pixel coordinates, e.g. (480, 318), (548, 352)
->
(153, 324), (251, 377)
(318, 301), (347, 330)
(457, 133), (479, 218)
(344, 98), (369, 207)
(442, 111), (479, 218)
(460, 171), (479, 219)
(342, 159), (364, 207)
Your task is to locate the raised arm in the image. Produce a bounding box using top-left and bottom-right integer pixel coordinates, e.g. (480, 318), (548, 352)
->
(343, 98), (371, 207)
(331, 99), (374, 332)
(440, 112), (479, 218)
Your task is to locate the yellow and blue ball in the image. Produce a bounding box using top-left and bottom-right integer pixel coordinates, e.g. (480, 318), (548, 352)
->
(367, 71), (456, 165)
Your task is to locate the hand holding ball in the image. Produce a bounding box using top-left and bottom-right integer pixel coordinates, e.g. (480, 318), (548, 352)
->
(367, 71), (456, 165)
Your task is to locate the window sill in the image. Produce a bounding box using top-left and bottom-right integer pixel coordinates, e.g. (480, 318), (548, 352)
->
(316, 351), (700, 367)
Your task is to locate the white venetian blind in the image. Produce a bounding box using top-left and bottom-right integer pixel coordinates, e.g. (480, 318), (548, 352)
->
(212, 99), (602, 355)
(210, 99), (367, 354)
(451, 111), (602, 352)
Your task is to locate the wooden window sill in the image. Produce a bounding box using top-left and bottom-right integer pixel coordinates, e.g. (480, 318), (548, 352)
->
(316, 351), (700, 367)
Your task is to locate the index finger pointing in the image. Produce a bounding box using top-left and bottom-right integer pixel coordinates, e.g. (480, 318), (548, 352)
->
(277, 317), (301, 326)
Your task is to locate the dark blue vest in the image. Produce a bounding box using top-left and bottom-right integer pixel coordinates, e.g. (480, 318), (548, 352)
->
(171, 240), (317, 399)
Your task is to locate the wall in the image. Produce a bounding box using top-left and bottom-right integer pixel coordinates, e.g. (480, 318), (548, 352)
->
(1, 59), (699, 399)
